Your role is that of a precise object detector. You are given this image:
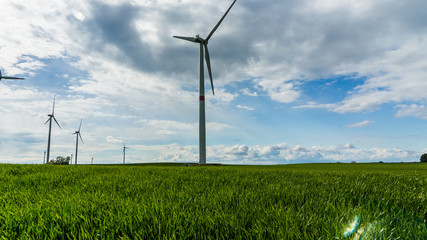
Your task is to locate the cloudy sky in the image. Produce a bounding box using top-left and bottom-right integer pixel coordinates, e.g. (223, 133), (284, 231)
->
(1, 0), (427, 164)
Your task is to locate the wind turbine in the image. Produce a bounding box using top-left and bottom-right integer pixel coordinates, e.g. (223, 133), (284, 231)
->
(73, 119), (84, 165)
(45, 96), (61, 163)
(123, 142), (129, 164)
(0, 70), (25, 81)
(173, 0), (237, 164)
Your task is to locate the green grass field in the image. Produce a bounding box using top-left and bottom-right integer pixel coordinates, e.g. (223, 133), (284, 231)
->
(0, 163), (426, 239)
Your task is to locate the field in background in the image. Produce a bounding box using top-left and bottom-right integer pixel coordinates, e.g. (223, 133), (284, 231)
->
(0, 163), (426, 239)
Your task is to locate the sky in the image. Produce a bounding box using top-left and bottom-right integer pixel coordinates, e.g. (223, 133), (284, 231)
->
(1, 0), (427, 164)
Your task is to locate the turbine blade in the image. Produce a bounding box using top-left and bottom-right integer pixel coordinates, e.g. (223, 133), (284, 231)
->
(79, 133), (84, 144)
(53, 116), (61, 129)
(44, 118), (50, 125)
(173, 36), (196, 42)
(0, 70), (25, 80)
(52, 96), (56, 115)
(2, 76), (25, 80)
(204, 44), (215, 95)
(78, 119), (82, 132)
(206, 0), (237, 42)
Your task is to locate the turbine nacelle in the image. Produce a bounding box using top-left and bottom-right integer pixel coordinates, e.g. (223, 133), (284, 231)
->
(194, 35), (205, 43)
(74, 119), (84, 143)
(45, 97), (61, 129)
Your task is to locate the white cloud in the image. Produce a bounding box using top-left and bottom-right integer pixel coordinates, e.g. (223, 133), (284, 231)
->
(292, 145), (309, 152)
(0, 1), (68, 72)
(293, 102), (337, 110)
(395, 104), (427, 120)
(138, 119), (231, 132)
(240, 88), (258, 97)
(331, 39), (427, 113)
(206, 122), (232, 132)
(236, 105), (255, 111)
(256, 78), (301, 103)
(347, 120), (373, 128)
(343, 143), (355, 149)
(204, 143), (416, 164)
(158, 130), (177, 135)
(73, 11), (85, 21)
(142, 120), (194, 130)
(238, 0), (427, 116)
(106, 136), (122, 143)
(209, 88), (238, 103)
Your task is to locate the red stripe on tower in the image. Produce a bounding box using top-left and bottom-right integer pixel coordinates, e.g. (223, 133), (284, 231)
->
(199, 96), (205, 101)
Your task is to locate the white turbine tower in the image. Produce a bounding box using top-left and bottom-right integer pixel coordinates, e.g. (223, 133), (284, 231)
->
(73, 119), (84, 165)
(123, 142), (129, 164)
(45, 96), (61, 163)
(173, 0), (237, 164)
(0, 70), (25, 81)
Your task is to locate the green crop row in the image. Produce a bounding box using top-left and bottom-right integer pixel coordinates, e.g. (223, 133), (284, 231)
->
(0, 163), (425, 239)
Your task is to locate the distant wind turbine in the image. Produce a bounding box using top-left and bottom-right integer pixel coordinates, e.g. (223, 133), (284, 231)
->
(45, 96), (61, 163)
(173, 0), (237, 164)
(123, 142), (129, 164)
(0, 70), (25, 81)
(73, 119), (84, 165)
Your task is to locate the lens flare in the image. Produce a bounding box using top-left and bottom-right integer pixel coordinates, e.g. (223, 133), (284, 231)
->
(343, 215), (383, 239)
(344, 216), (360, 237)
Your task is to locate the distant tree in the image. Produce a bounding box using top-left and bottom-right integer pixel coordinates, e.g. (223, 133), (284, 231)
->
(420, 154), (427, 163)
(49, 156), (70, 165)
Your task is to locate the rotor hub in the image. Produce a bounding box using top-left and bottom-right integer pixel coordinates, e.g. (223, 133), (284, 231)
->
(194, 35), (205, 43)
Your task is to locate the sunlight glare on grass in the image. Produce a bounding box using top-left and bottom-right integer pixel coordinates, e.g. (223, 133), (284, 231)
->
(343, 215), (383, 239)
(343, 216), (359, 238)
